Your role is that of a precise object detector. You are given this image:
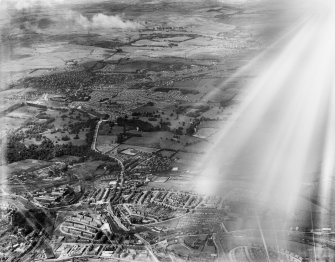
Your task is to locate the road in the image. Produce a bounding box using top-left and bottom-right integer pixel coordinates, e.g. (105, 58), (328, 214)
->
(134, 233), (160, 262)
(87, 118), (317, 262)
(91, 119), (125, 187)
(91, 119), (129, 233)
(106, 203), (129, 232)
(91, 119), (107, 151)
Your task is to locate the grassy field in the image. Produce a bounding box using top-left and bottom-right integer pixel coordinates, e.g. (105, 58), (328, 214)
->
(7, 159), (51, 174)
(70, 160), (106, 180)
(0, 105), (40, 135)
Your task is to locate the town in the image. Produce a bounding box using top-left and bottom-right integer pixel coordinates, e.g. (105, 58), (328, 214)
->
(0, 0), (332, 261)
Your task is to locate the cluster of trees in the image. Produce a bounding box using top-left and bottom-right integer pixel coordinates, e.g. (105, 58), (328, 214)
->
(98, 121), (114, 135)
(131, 111), (159, 118)
(68, 118), (98, 135)
(219, 98), (234, 108)
(116, 116), (157, 132)
(7, 138), (56, 163)
(7, 135), (120, 164)
(6, 136), (103, 164)
(129, 216), (143, 224)
(186, 118), (200, 136)
(54, 143), (89, 158)
(175, 126), (184, 135)
(116, 115), (200, 137)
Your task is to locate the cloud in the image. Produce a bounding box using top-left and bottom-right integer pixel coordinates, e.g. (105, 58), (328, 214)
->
(0, 0), (142, 35)
(91, 13), (142, 29)
(64, 11), (142, 30)
(0, 0), (65, 10)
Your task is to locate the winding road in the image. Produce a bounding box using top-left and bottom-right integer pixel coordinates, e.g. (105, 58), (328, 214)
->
(91, 119), (125, 186)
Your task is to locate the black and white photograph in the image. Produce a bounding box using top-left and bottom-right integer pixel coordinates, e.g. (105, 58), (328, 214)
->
(0, 0), (334, 261)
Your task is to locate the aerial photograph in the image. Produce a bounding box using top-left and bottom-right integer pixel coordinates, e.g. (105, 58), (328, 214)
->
(0, 0), (335, 261)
